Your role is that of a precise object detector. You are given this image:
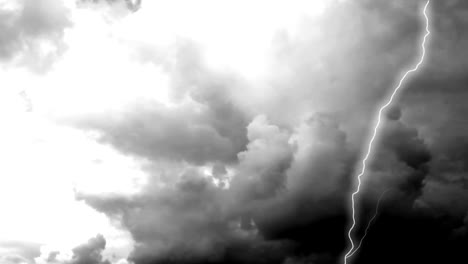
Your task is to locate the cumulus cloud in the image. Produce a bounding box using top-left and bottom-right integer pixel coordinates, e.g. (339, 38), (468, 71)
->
(70, 1), (456, 263)
(35, 234), (115, 264)
(82, 176), (251, 263)
(79, 111), (432, 263)
(2, 0), (468, 264)
(231, 115), (293, 202)
(0, 0), (71, 71)
(78, 114), (344, 262)
(68, 235), (110, 264)
(363, 107), (431, 196)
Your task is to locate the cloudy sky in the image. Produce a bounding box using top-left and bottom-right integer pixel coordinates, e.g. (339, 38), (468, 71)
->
(0, 0), (467, 264)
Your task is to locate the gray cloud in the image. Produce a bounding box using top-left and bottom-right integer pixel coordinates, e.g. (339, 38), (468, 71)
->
(73, 41), (249, 166)
(69, 235), (110, 264)
(0, 254), (31, 264)
(35, 235), (111, 264)
(78, 110), (435, 263)
(0, 0), (71, 72)
(0, 241), (41, 262)
(231, 115), (293, 202)
(81, 172), (244, 263)
(78, 0), (142, 12)
(77, 101), (246, 165)
(19, 0), (468, 263)
(71, 1), (455, 263)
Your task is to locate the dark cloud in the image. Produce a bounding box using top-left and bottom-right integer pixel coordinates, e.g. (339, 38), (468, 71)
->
(283, 254), (335, 264)
(81, 172), (280, 264)
(344, 1), (468, 263)
(377, 109), (430, 172)
(79, 111), (434, 263)
(349, 203), (468, 264)
(244, 115), (351, 256)
(383, 5), (468, 262)
(417, 181), (468, 220)
(29, 0), (468, 263)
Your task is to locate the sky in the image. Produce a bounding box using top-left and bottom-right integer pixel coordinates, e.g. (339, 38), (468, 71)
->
(0, 0), (467, 264)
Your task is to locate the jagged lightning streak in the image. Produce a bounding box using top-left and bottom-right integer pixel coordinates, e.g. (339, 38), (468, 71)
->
(347, 189), (390, 258)
(343, 1), (431, 263)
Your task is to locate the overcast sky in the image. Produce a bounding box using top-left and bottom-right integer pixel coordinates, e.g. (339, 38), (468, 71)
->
(0, 1), (467, 264)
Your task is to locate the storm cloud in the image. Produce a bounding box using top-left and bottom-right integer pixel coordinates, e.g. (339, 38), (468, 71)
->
(2, 0), (468, 264)
(70, 0), (468, 263)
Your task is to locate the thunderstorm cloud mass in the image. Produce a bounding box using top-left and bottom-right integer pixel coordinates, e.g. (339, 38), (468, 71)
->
(0, 1), (467, 264)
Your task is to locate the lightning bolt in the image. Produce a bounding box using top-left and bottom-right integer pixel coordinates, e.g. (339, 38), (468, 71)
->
(347, 189), (390, 258)
(343, 1), (431, 263)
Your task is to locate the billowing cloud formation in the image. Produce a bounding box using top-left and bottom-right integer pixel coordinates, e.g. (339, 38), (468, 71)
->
(36, 234), (120, 264)
(61, 0), (468, 263)
(68, 235), (110, 264)
(232, 115), (293, 201)
(79, 111), (433, 263)
(0, 0), (71, 71)
(76, 75), (249, 165)
(363, 107), (431, 197)
(2, 0), (468, 264)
